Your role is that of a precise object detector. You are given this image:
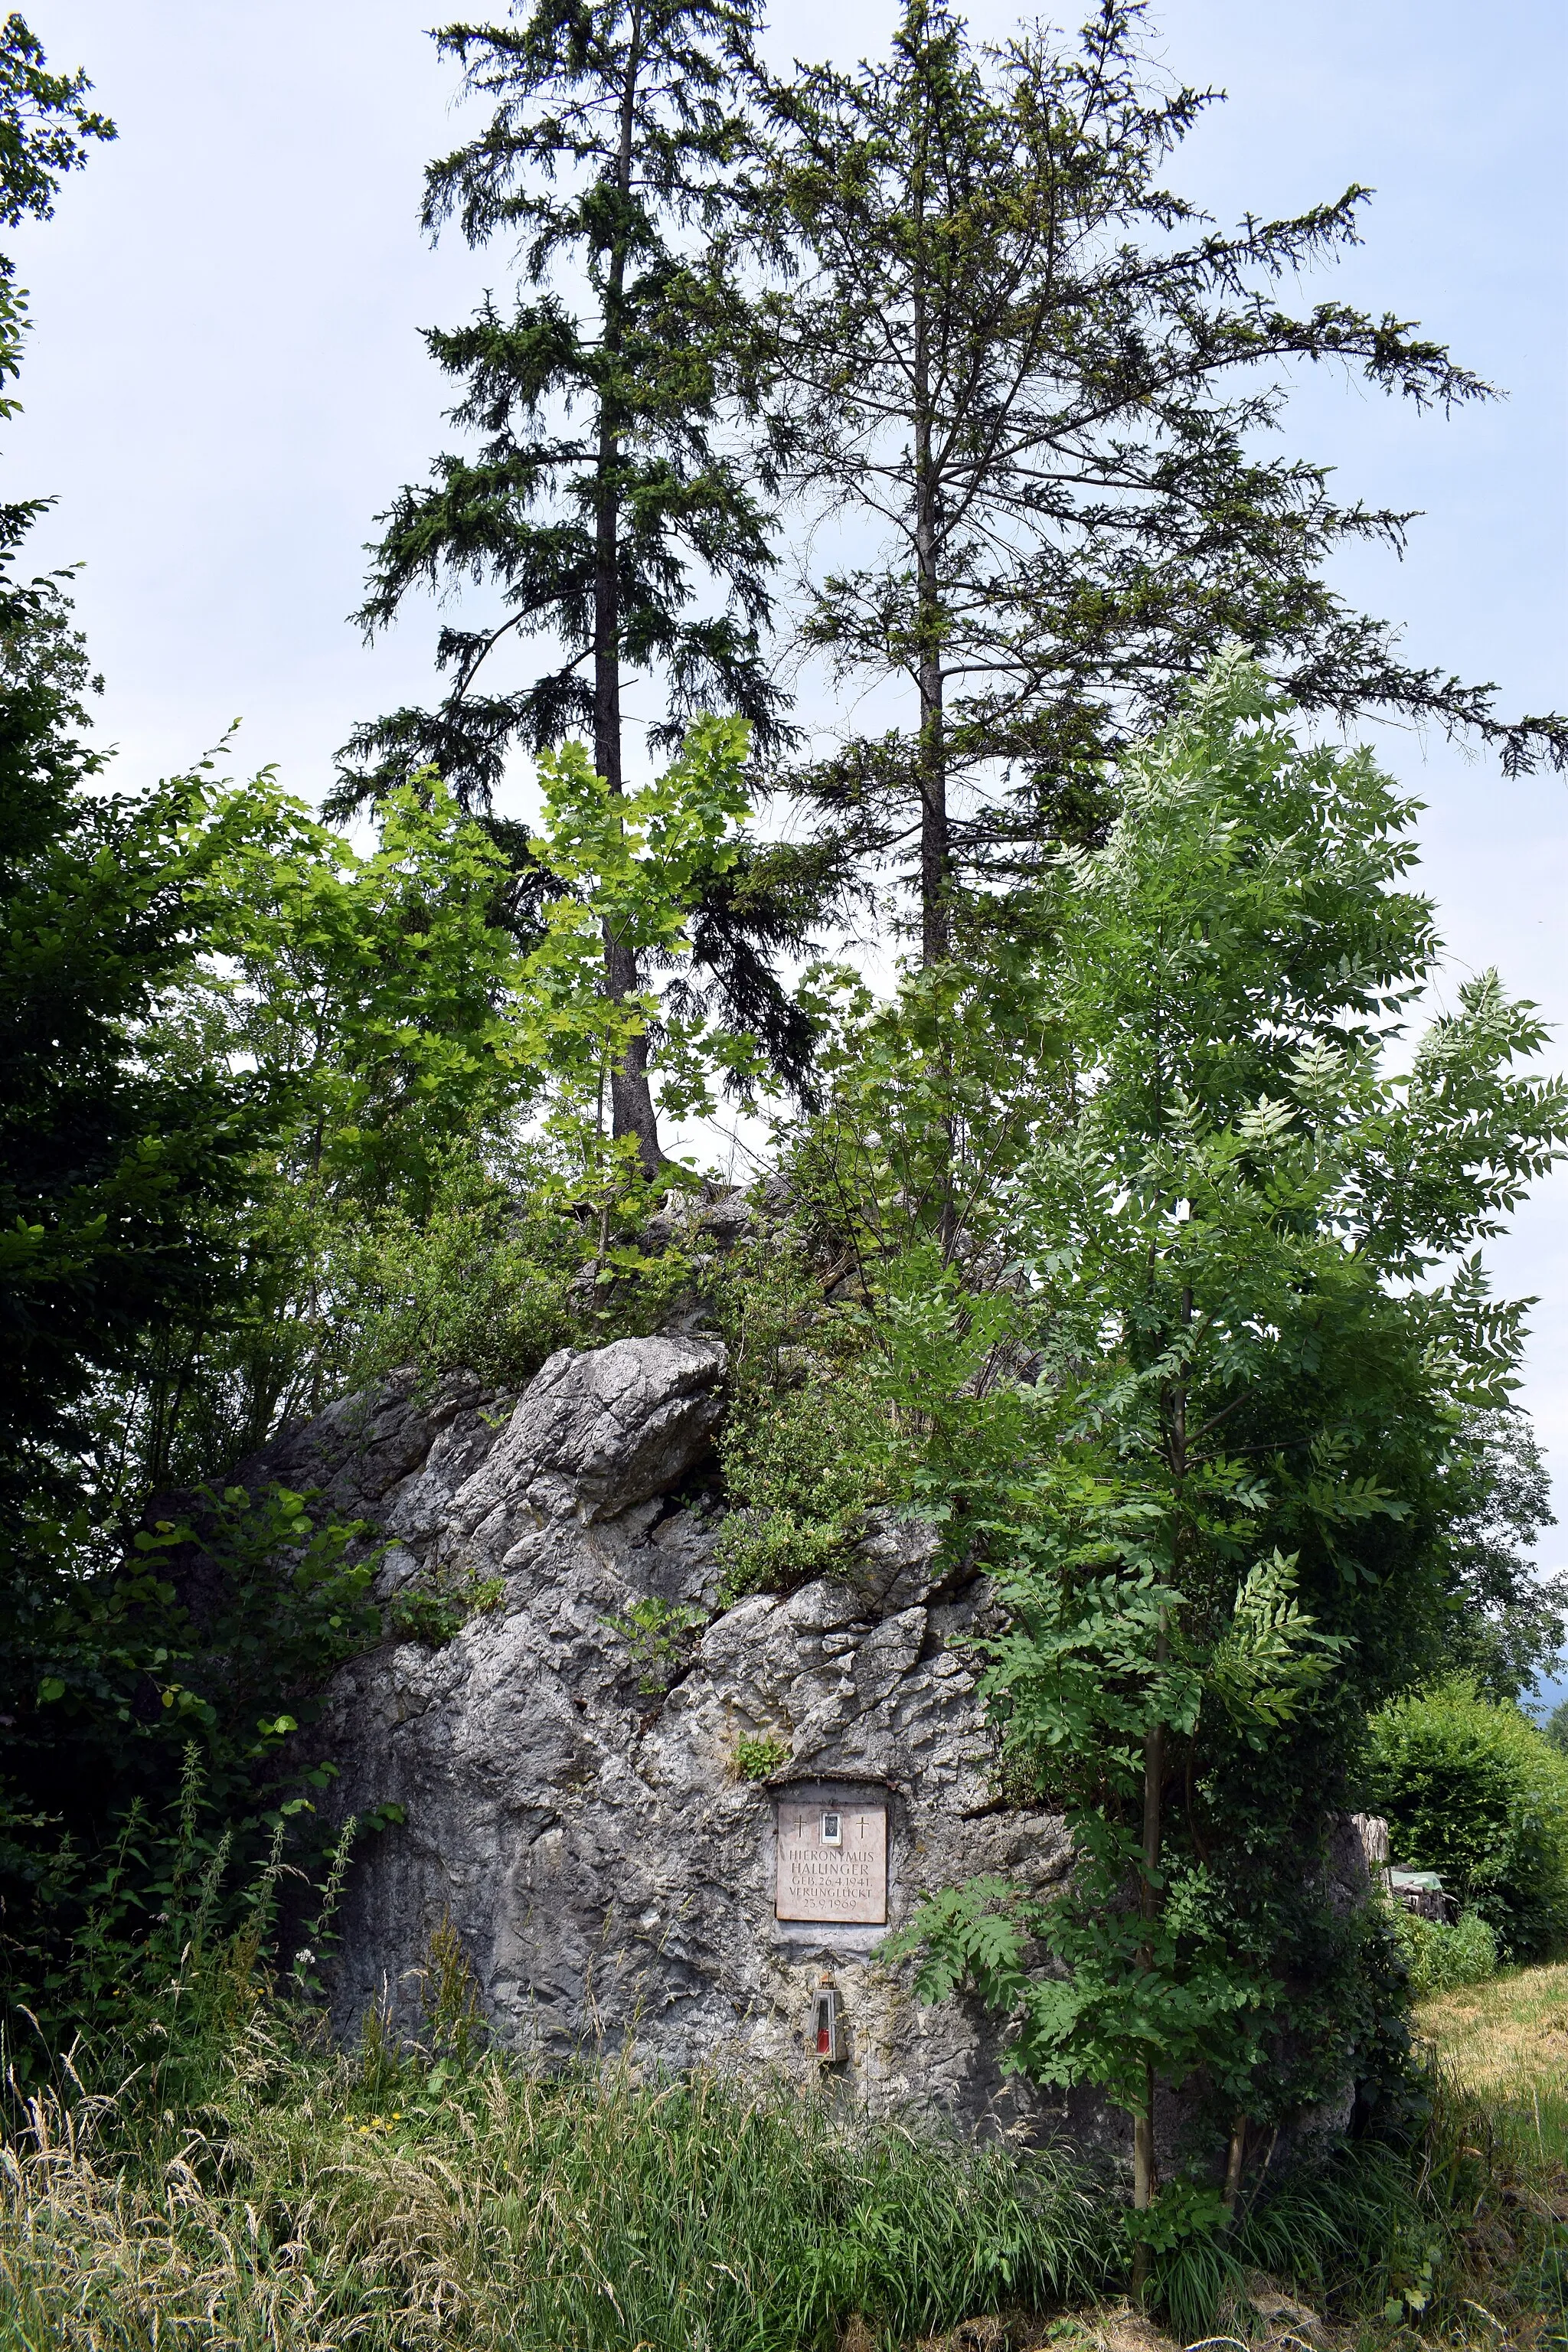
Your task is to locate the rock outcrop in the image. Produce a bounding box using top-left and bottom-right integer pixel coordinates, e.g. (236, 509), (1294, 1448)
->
(248, 1334), (1072, 2134)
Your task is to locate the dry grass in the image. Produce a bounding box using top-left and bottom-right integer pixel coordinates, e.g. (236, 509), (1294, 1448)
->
(1416, 1961), (1568, 2164)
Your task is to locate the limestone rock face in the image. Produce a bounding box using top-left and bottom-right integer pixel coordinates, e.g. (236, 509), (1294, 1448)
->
(259, 1336), (1071, 2133)
(451, 1335), (728, 1528)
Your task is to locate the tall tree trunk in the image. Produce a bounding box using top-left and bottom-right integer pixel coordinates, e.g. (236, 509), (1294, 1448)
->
(914, 454), (946, 966)
(910, 141), (948, 970)
(596, 5), (662, 1181)
(910, 70), (959, 1250)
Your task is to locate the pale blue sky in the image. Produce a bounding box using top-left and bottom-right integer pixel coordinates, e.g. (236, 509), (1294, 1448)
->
(10, 2), (1567, 1661)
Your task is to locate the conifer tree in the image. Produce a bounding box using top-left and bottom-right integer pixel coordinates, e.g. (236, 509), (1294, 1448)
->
(341, 0), (792, 1172)
(762, 0), (1566, 963)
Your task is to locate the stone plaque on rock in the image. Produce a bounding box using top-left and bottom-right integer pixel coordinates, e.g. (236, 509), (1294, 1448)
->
(776, 1797), (887, 1924)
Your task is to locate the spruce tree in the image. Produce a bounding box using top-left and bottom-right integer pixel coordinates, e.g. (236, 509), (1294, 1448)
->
(341, 0), (792, 1173)
(761, 0), (1566, 963)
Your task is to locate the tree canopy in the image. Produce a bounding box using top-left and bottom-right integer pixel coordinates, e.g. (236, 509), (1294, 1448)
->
(759, 0), (1564, 956)
(340, 0), (804, 1168)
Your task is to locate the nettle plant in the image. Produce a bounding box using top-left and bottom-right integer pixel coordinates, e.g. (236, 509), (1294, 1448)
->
(887, 657), (1568, 2269)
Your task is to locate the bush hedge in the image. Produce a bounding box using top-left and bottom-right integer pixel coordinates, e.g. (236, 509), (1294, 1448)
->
(1390, 1906), (1498, 1998)
(1365, 1681), (1568, 1961)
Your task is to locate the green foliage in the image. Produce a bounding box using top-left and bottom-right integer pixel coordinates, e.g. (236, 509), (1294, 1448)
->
(519, 714), (769, 1138)
(0, 736), (266, 1523)
(342, 0), (821, 1155)
(600, 1594), (707, 1697)
(880, 658), (1567, 2223)
(388, 1566), (505, 1651)
(1390, 1904), (1499, 1998)
(0, 12), (114, 396)
(8, 1475), (380, 1789)
(175, 767), (537, 1217)
(763, 0), (1562, 965)
(140, 1483), (382, 1742)
(733, 1732), (790, 1780)
(0, 1480), (387, 2035)
(889, 1867), (1272, 2128)
(710, 1231), (889, 1599)
(304, 1147), (690, 1412)
(1548, 1698), (1568, 1756)
(328, 1148), (580, 1396)
(109, 728), (747, 1490)
(1366, 1681), (1568, 1961)
(344, 0), (787, 816)
(2, 750), (542, 1523)
(1432, 1409), (1563, 1700)
(0, 1744), (361, 2096)
(786, 940), (1067, 1268)
(714, 1383), (881, 1599)
(0, 15), (113, 217)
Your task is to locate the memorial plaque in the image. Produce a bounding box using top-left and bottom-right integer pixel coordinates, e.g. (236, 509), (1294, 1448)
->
(776, 1797), (887, 1924)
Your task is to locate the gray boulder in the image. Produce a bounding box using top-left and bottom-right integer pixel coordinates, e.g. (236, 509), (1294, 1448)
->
(450, 1335), (727, 1530)
(293, 1333), (1071, 2136)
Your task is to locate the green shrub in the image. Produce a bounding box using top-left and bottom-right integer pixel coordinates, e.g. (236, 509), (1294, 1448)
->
(711, 1236), (891, 1600)
(1390, 1904), (1499, 1998)
(333, 1158), (579, 1395)
(1365, 1680), (1568, 1960)
(734, 1732), (791, 1781)
(335, 1148), (699, 1400)
(600, 1596), (707, 1696)
(388, 1566), (505, 1648)
(713, 1377), (890, 1599)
